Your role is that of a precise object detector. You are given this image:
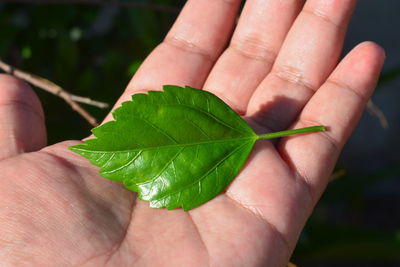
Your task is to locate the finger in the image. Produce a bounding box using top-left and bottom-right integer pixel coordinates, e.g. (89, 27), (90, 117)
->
(204, 0), (304, 114)
(279, 42), (385, 202)
(247, 0), (357, 131)
(0, 74), (47, 160)
(117, 0), (241, 106)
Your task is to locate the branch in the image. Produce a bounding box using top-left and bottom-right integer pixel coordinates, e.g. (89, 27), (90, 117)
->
(3, 0), (180, 13)
(69, 95), (108, 109)
(0, 59), (108, 127)
(367, 99), (389, 129)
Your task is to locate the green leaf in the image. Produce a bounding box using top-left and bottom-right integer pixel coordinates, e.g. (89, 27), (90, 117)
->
(70, 85), (324, 210)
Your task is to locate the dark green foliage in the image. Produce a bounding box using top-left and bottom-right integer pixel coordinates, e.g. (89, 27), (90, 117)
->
(0, 2), (181, 143)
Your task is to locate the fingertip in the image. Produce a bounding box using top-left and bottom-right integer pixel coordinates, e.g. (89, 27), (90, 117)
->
(348, 41), (386, 73)
(357, 41), (386, 58)
(0, 74), (44, 119)
(0, 74), (47, 159)
(0, 73), (31, 95)
(329, 41), (385, 99)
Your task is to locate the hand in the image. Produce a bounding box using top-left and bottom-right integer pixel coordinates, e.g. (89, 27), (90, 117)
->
(0, 0), (384, 266)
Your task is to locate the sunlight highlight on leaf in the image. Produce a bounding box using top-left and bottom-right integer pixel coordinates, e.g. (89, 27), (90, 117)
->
(70, 85), (324, 210)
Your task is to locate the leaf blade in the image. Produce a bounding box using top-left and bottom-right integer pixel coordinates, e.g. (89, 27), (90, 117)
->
(70, 85), (257, 210)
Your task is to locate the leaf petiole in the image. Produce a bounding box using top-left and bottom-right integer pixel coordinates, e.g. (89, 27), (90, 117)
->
(257, 126), (326, 140)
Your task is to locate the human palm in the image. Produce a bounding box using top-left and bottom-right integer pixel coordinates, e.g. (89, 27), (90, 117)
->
(0, 1), (384, 266)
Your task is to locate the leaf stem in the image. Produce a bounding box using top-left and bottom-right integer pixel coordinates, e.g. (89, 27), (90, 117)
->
(257, 126), (326, 140)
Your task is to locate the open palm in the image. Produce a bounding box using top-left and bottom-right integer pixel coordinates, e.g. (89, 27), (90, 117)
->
(0, 1), (384, 266)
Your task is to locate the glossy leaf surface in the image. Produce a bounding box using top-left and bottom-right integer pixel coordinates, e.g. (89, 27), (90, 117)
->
(70, 86), (325, 210)
(70, 85), (258, 210)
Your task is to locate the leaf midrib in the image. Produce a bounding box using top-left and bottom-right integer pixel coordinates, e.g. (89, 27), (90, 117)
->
(73, 135), (258, 154)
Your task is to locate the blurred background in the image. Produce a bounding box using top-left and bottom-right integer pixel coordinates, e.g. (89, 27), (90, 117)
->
(0, 1), (399, 266)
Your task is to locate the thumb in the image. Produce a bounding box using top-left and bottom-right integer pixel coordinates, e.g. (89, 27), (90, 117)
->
(0, 74), (46, 160)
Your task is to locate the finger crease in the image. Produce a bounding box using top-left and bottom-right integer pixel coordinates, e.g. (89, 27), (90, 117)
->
(293, 168), (315, 207)
(103, 198), (137, 265)
(272, 66), (317, 94)
(0, 100), (44, 120)
(326, 79), (368, 102)
(230, 38), (277, 63)
(187, 212), (211, 267)
(164, 36), (215, 62)
(278, 149), (316, 206)
(302, 8), (340, 28)
(225, 193), (291, 256)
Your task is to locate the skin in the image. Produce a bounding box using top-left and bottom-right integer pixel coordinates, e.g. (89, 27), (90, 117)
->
(0, 0), (385, 266)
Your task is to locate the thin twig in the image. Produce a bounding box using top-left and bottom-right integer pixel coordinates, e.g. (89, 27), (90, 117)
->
(367, 99), (389, 129)
(69, 95), (108, 109)
(0, 59), (106, 127)
(2, 0), (180, 13)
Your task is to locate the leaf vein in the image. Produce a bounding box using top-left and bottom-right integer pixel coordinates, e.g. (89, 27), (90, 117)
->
(140, 116), (178, 144)
(73, 136), (256, 154)
(102, 154), (116, 168)
(184, 117), (211, 140)
(152, 141), (250, 203)
(138, 147), (185, 196)
(164, 103), (246, 135)
(101, 151), (142, 175)
(93, 152), (107, 163)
